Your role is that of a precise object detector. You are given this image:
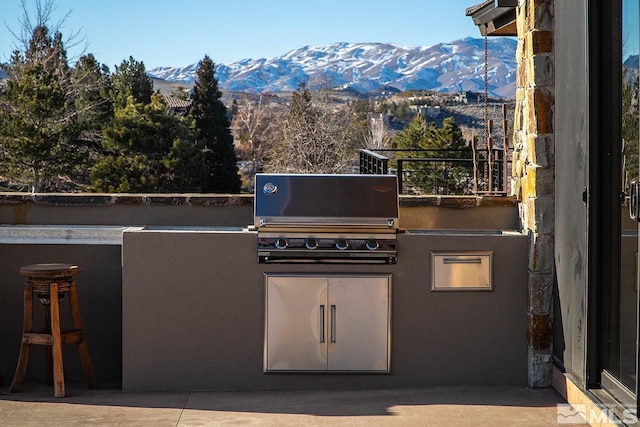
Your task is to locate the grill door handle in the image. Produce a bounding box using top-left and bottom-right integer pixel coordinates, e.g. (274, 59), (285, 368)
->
(319, 305), (325, 343)
(330, 305), (336, 343)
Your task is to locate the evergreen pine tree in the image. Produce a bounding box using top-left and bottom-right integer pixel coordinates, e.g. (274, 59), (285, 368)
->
(111, 56), (153, 107)
(188, 55), (240, 193)
(428, 117), (473, 194)
(0, 25), (86, 191)
(70, 53), (114, 156)
(393, 115), (472, 194)
(90, 93), (206, 192)
(289, 82), (314, 121)
(393, 114), (430, 152)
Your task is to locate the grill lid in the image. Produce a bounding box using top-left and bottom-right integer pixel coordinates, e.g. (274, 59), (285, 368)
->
(254, 174), (399, 229)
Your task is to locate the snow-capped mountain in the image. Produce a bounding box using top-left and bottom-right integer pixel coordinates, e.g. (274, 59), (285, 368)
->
(148, 37), (518, 98)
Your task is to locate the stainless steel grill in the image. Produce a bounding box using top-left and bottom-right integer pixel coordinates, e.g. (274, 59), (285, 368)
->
(254, 173), (399, 264)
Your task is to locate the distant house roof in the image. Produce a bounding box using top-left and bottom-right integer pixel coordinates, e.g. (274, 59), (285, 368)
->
(164, 96), (192, 109)
(466, 0), (517, 36)
(163, 95), (191, 116)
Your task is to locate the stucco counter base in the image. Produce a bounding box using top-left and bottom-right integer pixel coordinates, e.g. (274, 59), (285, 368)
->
(122, 227), (528, 392)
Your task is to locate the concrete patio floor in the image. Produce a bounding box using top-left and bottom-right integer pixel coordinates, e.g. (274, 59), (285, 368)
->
(0, 382), (586, 426)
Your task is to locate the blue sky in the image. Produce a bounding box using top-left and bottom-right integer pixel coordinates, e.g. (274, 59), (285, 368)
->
(0, 0), (483, 70)
(624, 0), (640, 58)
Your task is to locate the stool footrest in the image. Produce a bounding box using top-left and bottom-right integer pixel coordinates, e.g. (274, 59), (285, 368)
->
(22, 331), (84, 346)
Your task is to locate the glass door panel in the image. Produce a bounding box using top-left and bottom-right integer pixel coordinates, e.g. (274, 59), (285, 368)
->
(604, 0), (639, 405)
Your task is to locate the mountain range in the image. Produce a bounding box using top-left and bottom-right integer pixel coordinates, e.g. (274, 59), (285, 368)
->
(148, 37), (518, 98)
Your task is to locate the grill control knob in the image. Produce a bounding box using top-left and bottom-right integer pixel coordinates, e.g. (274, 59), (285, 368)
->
(365, 240), (379, 251)
(335, 240), (349, 250)
(275, 238), (288, 249)
(305, 239), (318, 250)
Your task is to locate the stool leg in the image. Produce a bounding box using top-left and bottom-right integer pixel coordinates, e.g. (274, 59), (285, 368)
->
(44, 304), (53, 386)
(10, 283), (34, 393)
(50, 282), (65, 398)
(69, 280), (97, 389)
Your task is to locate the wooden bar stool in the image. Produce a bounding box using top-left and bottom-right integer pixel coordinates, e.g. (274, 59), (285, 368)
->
(10, 263), (97, 397)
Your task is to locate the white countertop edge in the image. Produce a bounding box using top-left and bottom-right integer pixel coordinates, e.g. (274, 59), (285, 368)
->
(0, 225), (129, 245)
(125, 226), (251, 233)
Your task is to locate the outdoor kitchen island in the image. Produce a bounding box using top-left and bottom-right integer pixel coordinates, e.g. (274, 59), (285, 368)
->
(121, 226), (528, 392)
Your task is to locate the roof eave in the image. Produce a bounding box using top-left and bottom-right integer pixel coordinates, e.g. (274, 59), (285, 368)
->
(466, 0), (517, 37)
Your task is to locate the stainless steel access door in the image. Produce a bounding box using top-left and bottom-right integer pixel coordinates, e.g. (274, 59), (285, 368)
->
(265, 275), (328, 371)
(326, 276), (390, 371)
(264, 274), (391, 372)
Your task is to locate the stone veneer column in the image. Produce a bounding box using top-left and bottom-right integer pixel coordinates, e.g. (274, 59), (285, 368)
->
(512, 0), (555, 387)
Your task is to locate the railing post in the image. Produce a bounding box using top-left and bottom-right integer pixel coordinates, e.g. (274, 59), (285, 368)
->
(358, 149), (389, 175)
(398, 159), (404, 194)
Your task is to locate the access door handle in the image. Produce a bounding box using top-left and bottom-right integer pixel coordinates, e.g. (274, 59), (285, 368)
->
(330, 305), (337, 343)
(319, 305), (325, 343)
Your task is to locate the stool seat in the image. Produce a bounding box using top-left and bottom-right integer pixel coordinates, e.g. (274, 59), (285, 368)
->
(20, 263), (79, 281)
(21, 264), (79, 303)
(11, 263), (97, 397)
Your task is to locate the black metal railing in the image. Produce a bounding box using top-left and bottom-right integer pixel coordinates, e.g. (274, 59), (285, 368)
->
(396, 157), (473, 195)
(359, 148), (511, 196)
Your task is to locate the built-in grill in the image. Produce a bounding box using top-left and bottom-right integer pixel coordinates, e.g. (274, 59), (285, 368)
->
(254, 173), (399, 264)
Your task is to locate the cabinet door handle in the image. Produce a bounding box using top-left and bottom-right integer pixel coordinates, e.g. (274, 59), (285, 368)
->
(330, 305), (337, 343)
(319, 305), (325, 343)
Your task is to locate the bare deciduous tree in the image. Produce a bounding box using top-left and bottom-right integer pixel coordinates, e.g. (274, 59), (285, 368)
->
(265, 84), (360, 174)
(231, 94), (279, 187)
(5, 0), (87, 62)
(366, 113), (392, 150)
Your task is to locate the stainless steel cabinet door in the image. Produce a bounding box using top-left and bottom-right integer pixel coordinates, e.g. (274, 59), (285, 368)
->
(264, 274), (391, 372)
(327, 276), (390, 371)
(265, 276), (327, 371)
